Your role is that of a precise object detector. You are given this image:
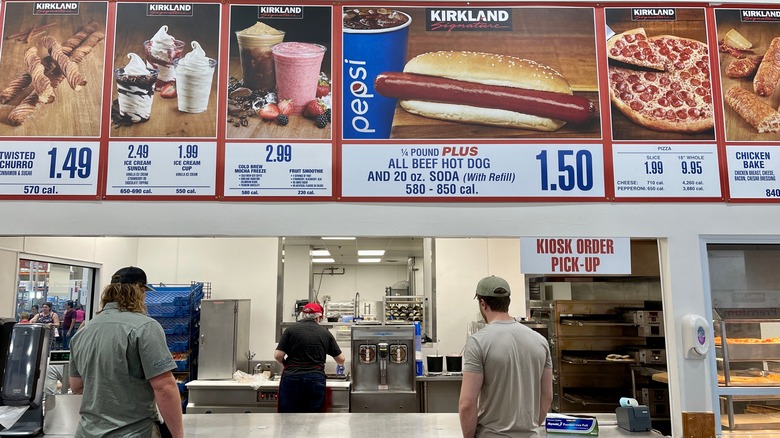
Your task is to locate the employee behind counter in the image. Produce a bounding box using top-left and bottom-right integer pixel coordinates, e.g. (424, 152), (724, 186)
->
(274, 302), (346, 413)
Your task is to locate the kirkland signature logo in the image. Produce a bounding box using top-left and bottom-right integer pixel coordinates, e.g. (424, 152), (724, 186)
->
(426, 8), (512, 32)
(741, 9), (780, 22)
(631, 8), (676, 21)
(147, 4), (193, 17)
(259, 6), (304, 19)
(34, 2), (79, 15)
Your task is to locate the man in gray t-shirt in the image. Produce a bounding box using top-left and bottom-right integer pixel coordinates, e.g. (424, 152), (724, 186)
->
(69, 266), (183, 438)
(459, 276), (553, 438)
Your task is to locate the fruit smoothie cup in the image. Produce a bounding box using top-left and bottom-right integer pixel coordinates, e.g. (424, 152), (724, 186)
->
(235, 22), (284, 92)
(174, 41), (217, 113)
(115, 52), (158, 122)
(144, 25), (184, 91)
(272, 42), (326, 114)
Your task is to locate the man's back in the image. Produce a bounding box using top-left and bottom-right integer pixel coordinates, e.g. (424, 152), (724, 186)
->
(464, 320), (552, 436)
(277, 320), (340, 375)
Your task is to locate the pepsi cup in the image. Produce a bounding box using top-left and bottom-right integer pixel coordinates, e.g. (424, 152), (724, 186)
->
(342, 8), (411, 139)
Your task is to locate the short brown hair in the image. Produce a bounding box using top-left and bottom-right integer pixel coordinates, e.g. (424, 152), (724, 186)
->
(99, 283), (148, 314)
(479, 294), (511, 312)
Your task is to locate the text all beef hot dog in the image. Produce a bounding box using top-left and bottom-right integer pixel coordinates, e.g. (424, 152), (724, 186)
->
(374, 51), (596, 131)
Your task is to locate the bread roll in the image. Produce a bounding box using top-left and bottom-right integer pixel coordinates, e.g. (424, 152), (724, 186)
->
(400, 51), (572, 130)
(754, 37), (780, 96)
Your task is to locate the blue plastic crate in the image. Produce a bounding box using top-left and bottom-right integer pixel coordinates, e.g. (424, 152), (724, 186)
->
(145, 283), (204, 309)
(147, 305), (189, 318)
(173, 353), (190, 371)
(157, 318), (190, 335)
(167, 335), (192, 353)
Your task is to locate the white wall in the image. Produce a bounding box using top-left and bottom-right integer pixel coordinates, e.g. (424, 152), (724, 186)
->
(1, 201), (778, 436)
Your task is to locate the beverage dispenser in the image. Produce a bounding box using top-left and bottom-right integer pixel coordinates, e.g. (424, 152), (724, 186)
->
(350, 325), (416, 412)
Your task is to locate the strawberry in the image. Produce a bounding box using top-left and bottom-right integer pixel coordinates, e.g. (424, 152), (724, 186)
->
(160, 83), (177, 99)
(258, 103), (280, 120)
(303, 99), (327, 119)
(315, 79), (330, 98)
(277, 99), (294, 116)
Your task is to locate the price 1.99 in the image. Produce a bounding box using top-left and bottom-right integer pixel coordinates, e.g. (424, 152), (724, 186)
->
(536, 149), (593, 191)
(48, 147), (91, 179)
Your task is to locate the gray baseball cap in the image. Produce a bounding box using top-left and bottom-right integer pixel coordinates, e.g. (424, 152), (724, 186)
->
(476, 276), (511, 297)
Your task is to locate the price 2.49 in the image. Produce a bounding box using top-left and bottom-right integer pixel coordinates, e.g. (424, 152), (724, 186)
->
(48, 147), (91, 179)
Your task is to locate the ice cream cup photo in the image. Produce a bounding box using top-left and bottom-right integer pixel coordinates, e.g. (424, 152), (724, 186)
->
(271, 42), (327, 114)
(235, 22), (285, 92)
(115, 53), (159, 123)
(174, 41), (217, 114)
(144, 25), (185, 91)
(342, 8), (411, 139)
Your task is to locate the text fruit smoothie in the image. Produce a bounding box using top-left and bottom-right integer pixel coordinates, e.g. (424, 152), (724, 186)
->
(272, 42), (326, 114)
(174, 41), (217, 113)
(115, 52), (158, 123)
(235, 22), (284, 91)
(144, 25), (184, 91)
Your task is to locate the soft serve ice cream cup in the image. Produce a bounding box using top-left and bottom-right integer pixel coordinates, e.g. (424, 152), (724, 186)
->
(115, 52), (158, 123)
(144, 25), (184, 91)
(174, 41), (217, 113)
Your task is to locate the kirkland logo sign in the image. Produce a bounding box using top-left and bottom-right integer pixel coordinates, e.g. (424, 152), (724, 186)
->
(34, 2), (79, 15)
(631, 8), (676, 21)
(259, 6), (304, 19)
(426, 8), (512, 32)
(741, 10), (780, 22)
(147, 4), (193, 16)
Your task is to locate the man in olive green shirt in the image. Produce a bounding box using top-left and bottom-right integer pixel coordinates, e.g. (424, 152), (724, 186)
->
(69, 267), (183, 438)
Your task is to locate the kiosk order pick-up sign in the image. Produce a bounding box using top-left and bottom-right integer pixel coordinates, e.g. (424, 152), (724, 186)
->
(520, 237), (632, 275)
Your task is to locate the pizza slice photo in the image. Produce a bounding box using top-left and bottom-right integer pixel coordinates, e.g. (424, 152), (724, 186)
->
(606, 27), (715, 136)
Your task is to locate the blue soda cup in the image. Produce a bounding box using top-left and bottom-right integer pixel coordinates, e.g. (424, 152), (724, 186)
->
(342, 9), (411, 139)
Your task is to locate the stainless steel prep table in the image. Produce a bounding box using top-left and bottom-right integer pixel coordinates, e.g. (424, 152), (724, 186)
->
(417, 374), (463, 413)
(45, 413), (667, 437)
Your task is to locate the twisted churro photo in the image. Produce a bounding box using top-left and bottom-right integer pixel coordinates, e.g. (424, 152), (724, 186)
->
(0, 2), (107, 136)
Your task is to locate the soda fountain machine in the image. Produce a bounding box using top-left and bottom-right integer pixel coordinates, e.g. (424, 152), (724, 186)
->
(350, 325), (417, 412)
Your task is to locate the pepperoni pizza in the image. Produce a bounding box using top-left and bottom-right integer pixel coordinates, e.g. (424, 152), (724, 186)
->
(607, 28), (665, 71)
(607, 31), (714, 134)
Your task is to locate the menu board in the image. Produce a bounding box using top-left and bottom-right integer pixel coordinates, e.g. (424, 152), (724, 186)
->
(3, 2), (780, 203)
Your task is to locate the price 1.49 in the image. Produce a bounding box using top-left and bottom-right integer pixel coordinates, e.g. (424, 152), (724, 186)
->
(48, 147), (91, 179)
(536, 149), (593, 191)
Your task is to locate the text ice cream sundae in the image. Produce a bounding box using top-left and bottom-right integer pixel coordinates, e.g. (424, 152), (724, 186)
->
(144, 25), (184, 91)
(174, 41), (217, 113)
(115, 52), (158, 123)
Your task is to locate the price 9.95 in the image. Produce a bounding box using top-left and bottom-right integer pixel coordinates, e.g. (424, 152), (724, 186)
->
(265, 144), (292, 163)
(48, 147), (91, 179)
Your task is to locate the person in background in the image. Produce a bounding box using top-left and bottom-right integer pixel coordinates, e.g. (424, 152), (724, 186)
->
(274, 302), (346, 413)
(74, 304), (85, 330)
(30, 302), (60, 352)
(30, 304), (39, 317)
(18, 312), (30, 323)
(459, 276), (553, 438)
(69, 266), (183, 438)
(61, 301), (76, 350)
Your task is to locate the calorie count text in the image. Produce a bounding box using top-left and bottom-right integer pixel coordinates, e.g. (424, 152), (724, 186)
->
(117, 143), (206, 196)
(365, 146), (599, 196)
(616, 147), (714, 194)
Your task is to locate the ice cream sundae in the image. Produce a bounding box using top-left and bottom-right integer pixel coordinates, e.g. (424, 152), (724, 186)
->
(144, 25), (184, 91)
(115, 52), (158, 123)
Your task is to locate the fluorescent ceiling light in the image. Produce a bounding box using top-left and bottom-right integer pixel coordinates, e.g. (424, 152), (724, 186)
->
(322, 237), (356, 240)
(310, 249), (331, 256)
(358, 250), (385, 256)
(359, 258), (382, 263)
(312, 258), (335, 263)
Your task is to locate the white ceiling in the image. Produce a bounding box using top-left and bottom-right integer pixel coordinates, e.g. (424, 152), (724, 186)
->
(283, 237), (424, 265)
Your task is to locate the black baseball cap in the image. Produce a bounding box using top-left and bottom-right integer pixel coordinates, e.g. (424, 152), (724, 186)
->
(111, 266), (155, 291)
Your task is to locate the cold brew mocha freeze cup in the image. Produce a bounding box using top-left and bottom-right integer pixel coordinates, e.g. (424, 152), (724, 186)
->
(236, 22), (284, 92)
(343, 8), (411, 139)
(115, 53), (159, 123)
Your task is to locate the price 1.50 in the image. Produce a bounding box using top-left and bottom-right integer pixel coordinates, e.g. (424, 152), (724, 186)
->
(536, 150), (593, 191)
(48, 147), (91, 179)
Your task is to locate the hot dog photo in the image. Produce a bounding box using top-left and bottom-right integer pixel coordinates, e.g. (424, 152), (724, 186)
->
(342, 7), (600, 140)
(605, 8), (715, 141)
(715, 8), (780, 141)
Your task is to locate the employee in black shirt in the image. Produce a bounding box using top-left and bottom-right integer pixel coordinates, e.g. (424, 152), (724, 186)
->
(274, 302), (346, 412)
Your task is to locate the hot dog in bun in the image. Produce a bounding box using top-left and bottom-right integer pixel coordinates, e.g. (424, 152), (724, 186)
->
(374, 51), (595, 131)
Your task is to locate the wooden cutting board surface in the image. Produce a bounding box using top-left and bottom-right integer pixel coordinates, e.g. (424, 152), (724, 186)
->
(0, 3), (106, 137)
(716, 11), (780, 142)
(389, 7), (599, 139)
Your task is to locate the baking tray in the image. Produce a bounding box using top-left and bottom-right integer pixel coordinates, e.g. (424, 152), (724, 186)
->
(718, 344), (780, 360)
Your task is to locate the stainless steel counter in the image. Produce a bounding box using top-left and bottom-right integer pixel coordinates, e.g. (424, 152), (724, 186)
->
(44, 413), (667, 437)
